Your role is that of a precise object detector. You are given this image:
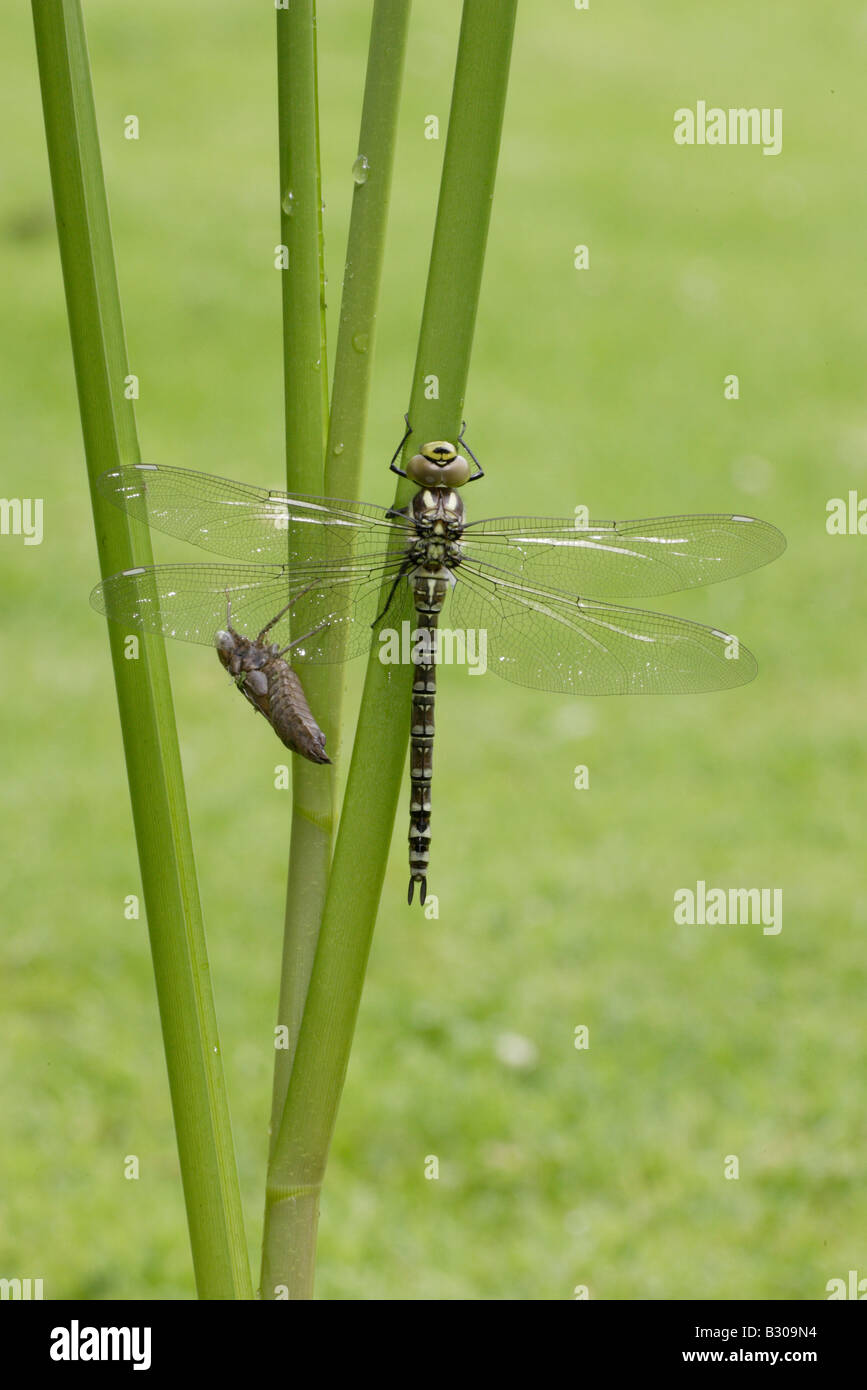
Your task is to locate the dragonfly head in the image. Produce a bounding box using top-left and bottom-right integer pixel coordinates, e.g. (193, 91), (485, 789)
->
(407, 441), (472, 489)
(215, 630), (237, 674)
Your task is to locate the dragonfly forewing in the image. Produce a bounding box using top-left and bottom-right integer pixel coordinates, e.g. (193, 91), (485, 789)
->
(96, 463), (411, 565)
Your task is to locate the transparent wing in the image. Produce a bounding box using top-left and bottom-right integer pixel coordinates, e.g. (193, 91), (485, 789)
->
(460, 513), (786, 599)
(97, 466), (785, 597)
(90, 561), (416, 664)
(450, 565), (757, 694)
(96, 464), (410, 563)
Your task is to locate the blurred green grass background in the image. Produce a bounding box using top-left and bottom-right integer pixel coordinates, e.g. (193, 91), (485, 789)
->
(1, 0), (864, 1299)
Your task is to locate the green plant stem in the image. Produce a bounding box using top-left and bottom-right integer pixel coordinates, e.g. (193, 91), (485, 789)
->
(269, 1), (332, 1157)
(32, 0), (251, 1299)
(263, 0), (518, 1300)
(324, 0), (412, 505)
(262, 0), (412, 1300)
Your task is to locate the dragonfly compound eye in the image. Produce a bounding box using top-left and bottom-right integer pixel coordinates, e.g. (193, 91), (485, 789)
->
(407, 444), (472, 489)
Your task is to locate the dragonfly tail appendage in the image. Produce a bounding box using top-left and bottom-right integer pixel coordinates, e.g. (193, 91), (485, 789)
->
(407, 874), (427, 906)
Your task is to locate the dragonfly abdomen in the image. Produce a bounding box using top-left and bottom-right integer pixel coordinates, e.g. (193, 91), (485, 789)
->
(407, 570), (450, 905)
(408, 666), (434, 905)
(265, 658), (330, 764)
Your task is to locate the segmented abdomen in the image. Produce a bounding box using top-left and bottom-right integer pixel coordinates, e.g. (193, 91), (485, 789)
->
(407, 572), (449, 905)
(265, 657), (330, 764)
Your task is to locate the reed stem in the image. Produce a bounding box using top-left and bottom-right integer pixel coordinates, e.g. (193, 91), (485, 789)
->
(32, 0), (251, 1299)
(262, 0), (518, 1300)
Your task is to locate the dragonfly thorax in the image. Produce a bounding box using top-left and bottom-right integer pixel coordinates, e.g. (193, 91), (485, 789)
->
(216, 628), (275, 677)
(409, 487), (466, 570)
(406, 441), (472, 489)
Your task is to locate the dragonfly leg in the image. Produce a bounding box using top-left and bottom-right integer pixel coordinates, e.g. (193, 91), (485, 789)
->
(277, 618), (329, 657)
(389, 414), (413, 478)
(371, 563), (411, 628)
(255, 579), (320, 641)
(457, 422), (484, 481)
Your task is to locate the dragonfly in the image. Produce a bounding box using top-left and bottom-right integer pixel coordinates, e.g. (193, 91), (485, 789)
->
(90, 422), (786, 905)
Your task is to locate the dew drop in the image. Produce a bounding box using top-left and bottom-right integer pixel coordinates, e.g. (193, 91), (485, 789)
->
(281, 189), (295, 215)
(332, 442), (345, 456)
(352, 333), (369, 354)
(352, 154), (369, 185)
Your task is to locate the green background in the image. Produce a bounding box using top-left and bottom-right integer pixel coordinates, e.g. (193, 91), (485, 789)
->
(1, 0), (863, 1299)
